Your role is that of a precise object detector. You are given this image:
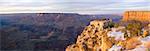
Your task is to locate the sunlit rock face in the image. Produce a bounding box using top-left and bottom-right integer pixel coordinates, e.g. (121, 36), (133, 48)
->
(123, 11), (150, 22)
(66, 19), (112, 51)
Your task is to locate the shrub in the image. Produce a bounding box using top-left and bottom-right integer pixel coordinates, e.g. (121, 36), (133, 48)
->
(126, 20), (142, 37)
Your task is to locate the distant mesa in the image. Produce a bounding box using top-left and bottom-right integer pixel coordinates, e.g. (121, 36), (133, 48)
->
(122, 11), (150, 22)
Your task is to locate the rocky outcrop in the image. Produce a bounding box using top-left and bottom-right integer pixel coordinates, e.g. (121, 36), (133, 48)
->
(66, 19), (113, 51)
(66, 19), (150, 51)
(123, 11), (150, 22)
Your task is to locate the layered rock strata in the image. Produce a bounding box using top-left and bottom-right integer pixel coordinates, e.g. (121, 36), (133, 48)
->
(123, 11), (150, 22)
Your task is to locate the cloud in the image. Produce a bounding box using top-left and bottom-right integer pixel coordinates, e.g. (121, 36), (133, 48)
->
(0, 0), (149, 14)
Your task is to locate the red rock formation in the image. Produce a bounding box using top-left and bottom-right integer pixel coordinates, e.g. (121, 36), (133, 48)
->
(123, 11), (150, 22)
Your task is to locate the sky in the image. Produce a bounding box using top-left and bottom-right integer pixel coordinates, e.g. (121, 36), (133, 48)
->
(0, 0), (150, 14)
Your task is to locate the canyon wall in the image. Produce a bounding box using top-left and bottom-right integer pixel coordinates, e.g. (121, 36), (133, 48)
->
(123, 11), (150, 22)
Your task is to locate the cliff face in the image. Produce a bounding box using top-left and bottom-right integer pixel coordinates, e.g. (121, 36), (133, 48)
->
(123, 11), (150, 22)
(66, 20), (113, 51)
